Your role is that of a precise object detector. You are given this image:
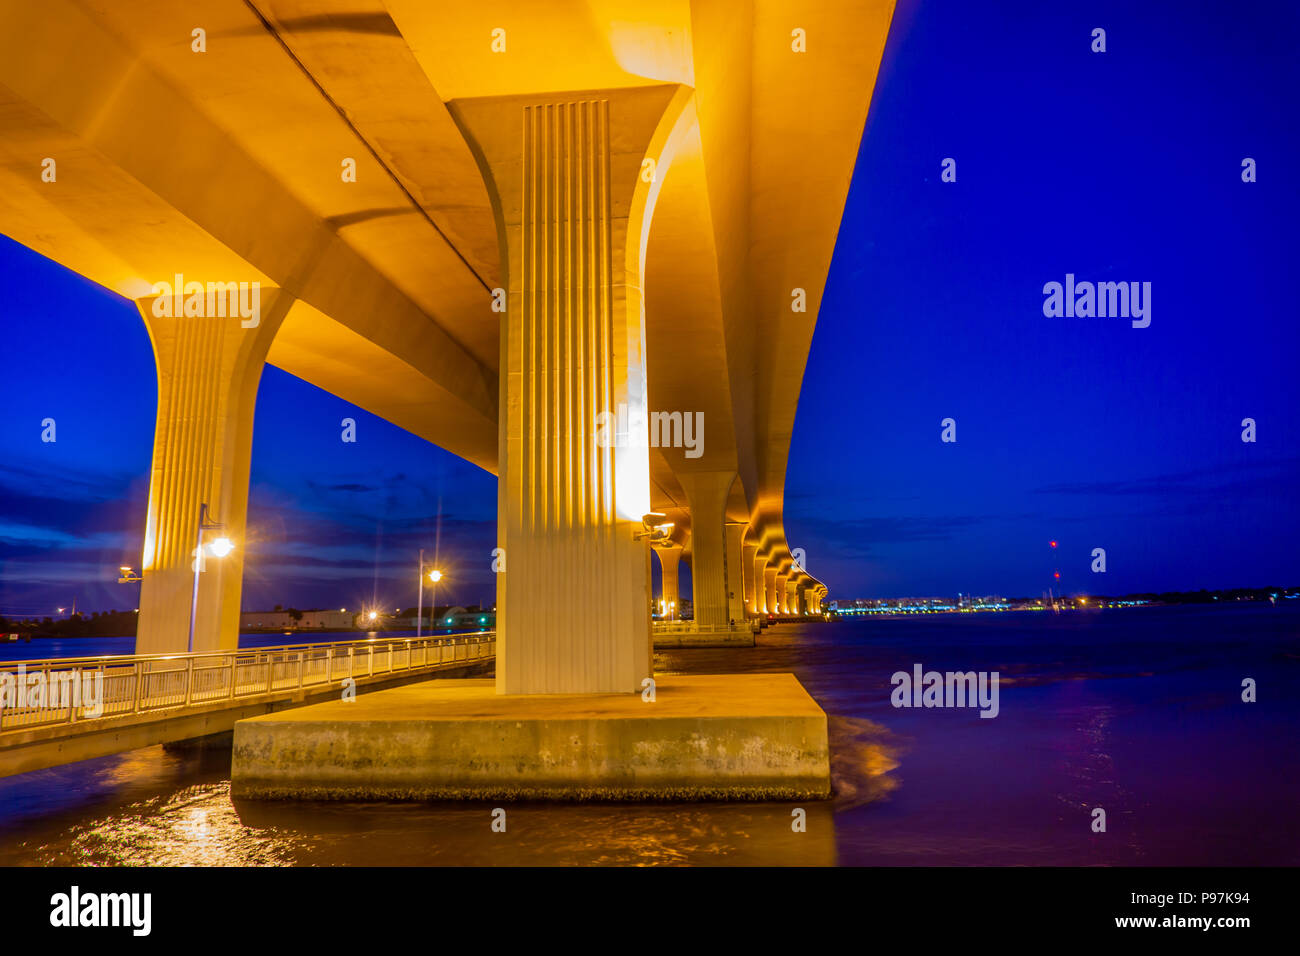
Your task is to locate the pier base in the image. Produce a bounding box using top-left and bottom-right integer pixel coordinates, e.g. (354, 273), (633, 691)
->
(652, 627), (756, 648)
(230, 674), (829, 801)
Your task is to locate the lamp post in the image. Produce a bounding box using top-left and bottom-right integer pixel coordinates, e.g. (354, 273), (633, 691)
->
(416, 549), (443, 638)
(188, 502), (233, 654)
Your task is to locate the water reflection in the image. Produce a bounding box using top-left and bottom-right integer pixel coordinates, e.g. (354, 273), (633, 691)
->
(828, 716), (905, 811)
(3, 609), (1297, 866)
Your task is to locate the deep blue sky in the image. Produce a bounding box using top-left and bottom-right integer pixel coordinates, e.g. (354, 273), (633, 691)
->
(2, 0), (1297, 616)
(785, 0), (1300, 599)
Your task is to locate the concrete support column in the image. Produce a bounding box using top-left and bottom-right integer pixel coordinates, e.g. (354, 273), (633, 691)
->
(744, 545), (760, 614)
(763, 567), (778, 616)
(652, 543), (682, 620)
(775, 573), (789, 615)
(787, 579), (801, 615)
(724, 522), (748, 624)
(450, 85), (688, 693)
(676, 472), (734, 628)
(135, 289), (291, 655)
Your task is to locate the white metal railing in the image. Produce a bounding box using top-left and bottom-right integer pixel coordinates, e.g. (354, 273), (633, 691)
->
(652, 621), (756, 635)
(0, 632), (495, 735)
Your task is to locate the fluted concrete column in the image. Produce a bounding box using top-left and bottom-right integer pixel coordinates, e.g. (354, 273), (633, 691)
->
(775, 573), (789, 614)
(764, 567), (778, 615)
(724, 522), (747, 624)
(676, 472), (734, 627)
(451, 85), (688, 693)
(787, 579), (801, 615)
(135, 289), (291, 655)
(743, 543), (760, 615)
(652, 543), (682, 620)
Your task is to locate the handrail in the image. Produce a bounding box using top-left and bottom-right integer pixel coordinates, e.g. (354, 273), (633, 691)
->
(652, 621), (755, 633)
(0, 631), (496, 736)
(0, 630), (495, 670)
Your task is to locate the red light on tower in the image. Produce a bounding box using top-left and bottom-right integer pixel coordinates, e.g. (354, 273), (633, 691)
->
(1053, 571), (1061, 580)
(1049, 540), (1057, 549)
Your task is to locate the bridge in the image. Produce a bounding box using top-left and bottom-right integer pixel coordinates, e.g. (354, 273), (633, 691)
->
(0, 633), (495, 777)
(0, 0), (892, 797)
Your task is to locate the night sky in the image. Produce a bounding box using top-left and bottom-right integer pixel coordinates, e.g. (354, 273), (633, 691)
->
(2, 0), (1297, 618)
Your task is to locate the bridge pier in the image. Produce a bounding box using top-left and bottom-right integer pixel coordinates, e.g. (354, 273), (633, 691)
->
(725, 521), (748, 623)
(450, 85), (691, 694)
(232, 674), (830, 801)
(651, 542), (682, 619)
(774, 572), (789, 615)
(763, 566), (779, 615)
(676, 471), (735, 627)
(745, 544), (761, 614)
(133, 290), (291, 655)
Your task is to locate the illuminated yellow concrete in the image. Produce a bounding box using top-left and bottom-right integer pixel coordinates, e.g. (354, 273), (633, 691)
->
(764, 569), (778, 615)
(0, 1), (900, 656)
(677, 472), (735, 627)
(724, 521), (748, 623)
(652, 627), (754, 648)
(744, 543), (761, 614)
(231, 674), (830, 800)
(652, 542), (683, 618)
(450, 85), (691, 693)
(136, 290), (291, 654)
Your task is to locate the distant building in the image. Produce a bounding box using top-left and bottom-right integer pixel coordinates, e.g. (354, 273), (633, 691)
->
(240, 609), (355, 630)
(829, 595), (1007, 614)
(399, 606), (495, 629)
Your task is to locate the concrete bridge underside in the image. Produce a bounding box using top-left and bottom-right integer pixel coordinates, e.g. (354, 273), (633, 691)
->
(0, 0), (888, 693)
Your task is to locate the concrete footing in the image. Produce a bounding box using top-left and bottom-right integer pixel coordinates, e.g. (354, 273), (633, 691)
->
(652, 628), (756, 648)
(231, 673), (829, 801)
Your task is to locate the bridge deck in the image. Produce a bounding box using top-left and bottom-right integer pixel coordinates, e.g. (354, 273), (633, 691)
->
(0, 633), (496, 778)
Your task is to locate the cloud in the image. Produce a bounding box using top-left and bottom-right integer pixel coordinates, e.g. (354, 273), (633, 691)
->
(1034, 456), (1300, 499)
(787, 514), (988, 558)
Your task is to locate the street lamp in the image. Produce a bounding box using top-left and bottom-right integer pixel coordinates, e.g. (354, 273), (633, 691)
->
(118, 566), (142, 584)
(417, 549), (444, 638)
(188, 502), (233, 653)
(634, 513), (673, 542)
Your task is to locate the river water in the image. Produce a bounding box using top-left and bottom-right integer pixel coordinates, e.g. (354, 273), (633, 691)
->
(1, 605), (1297, 866)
